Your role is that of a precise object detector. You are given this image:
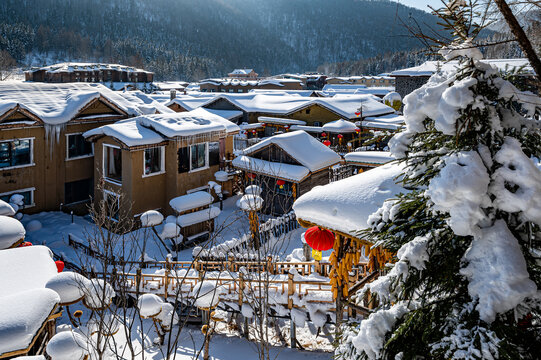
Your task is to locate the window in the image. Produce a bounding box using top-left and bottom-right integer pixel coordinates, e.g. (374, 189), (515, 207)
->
(64, 178), (93, 204)
(67, 134), (93, 159)
(209, 141), (220, 167)
(229, 89), (234, 93)
(305, 108), (311, 114)
(313, 121), (322, 127)
(103, 145), (122, 183)
(0, 188), (34, 207)
(144, 146), (165, 176)
(190, 143), (208, 171)
(237, 89), (243, 93)
(104, 190), (120, 221)
(0, 138), (33, 169)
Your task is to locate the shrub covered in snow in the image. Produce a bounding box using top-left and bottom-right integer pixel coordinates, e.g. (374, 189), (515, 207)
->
(336, 5), (541, 359)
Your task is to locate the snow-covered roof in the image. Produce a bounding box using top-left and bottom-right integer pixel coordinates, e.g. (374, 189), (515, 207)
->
(0, 288), (60, 356)
(258, 116), (306, 126)
(117, 91), (175, 115)
(229, 69), (255, 75)
(240, 130), (341, 173)
(322, 119), (358, 133)
(169, 191), (214, 213)
(166, 95), (217, 111)
(84, 108), (239, 146)
(232, 155), (310, 182)
(0, 245), (59, 296)
(200, 108), (243, 121)
(203, 93), (393, 119)
(26, 62), (152, 74)
(391, 58), (534, 77)
(153, 81), (189, 90)
(293, 163), (406, 236)
(83, 118), (165, 147)
(0, 81), (140, 125)
(359, 113), (405, 130)
(289, 125), (324, 133)
(344, 151), (395, 165)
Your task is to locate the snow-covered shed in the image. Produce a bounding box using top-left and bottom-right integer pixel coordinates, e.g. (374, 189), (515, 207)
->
(0, 81), (142, 214)
(232, 130), (341, 215)
(0, 245), (62, 358)
(344, 151), (395, 171)
(84, 109), (239, 223)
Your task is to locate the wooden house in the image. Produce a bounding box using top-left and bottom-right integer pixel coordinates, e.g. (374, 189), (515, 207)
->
(84, 108), (239, 236)
(228, 69), (258, 79)
(232, 130), (341, 215)
(199, 78), (303, 94)
(344, 151), (395, 172)
(0, 82), (142, 214)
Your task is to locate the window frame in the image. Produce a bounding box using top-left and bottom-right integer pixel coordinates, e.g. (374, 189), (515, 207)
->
(0, 137), (35, 171)
(0, 187), (35, 208)
(142, 146), (165, 178)
(66, 133), (94, 161)
(102, 144), (122, 185)
(189, 142), (209, 173)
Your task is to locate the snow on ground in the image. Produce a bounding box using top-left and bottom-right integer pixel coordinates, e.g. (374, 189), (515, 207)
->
(21, 195), (305, 266)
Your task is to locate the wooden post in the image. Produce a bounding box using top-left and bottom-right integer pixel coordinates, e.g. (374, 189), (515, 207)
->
(290, 320), (297, 349)
(238, 272), (244, 308)
(287, 272), (295, 310)
(136, 268), (142, 293)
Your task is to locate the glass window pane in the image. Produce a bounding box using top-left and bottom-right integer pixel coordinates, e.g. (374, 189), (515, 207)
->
(191, 143), (206, 170)
(68, 134), (93, 158)
(12, 140), (30, 166)
(144, 147), (162, 175)
(105, 146), (122, 181)
(0, 142), (11, 168)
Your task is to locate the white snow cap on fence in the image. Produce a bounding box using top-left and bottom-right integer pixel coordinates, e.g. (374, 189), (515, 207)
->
(0, 288), (61, 356)
(0, 215), (26, 249)
(191, 281), (221, 309)
(237, 194), (264, 211)
(45, 272), (90, 305)
(244, 185), (262, 196)
(46, 330), (88, 360)
(140, 210), (164, 227)
(169, 191), (214, 213)
(0, 200), (15, 216)
(138, 294), (165, 318)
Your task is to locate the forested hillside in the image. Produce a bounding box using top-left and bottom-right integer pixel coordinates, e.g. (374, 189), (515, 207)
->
(0, 0), (439, 80)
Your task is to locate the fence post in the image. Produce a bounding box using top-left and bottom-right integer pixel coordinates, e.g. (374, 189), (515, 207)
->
(290, 320), (297, 349)
(287, 272), (295, 310)
(136, 268), (142, 292)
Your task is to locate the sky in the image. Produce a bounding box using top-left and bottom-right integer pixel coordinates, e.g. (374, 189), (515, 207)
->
(394, 0), (442, 12)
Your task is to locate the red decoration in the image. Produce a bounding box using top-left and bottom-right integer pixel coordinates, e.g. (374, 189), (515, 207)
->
(252, 129), (257, 134)
(18, 241), (33, 247)
(337, 134), (344, 139)
(304, 226), (335, 251)
(323, 140), (331, 146)
(261, 123), (266, 127)
(247, 173), (256, 179)
(321, 132), (327, 137)
(355, 111), (361, 117)
(355, 128), (361, 134)
(276, 179), (285, 189)
(284, 125), (290, 130)
(55, 260), (65, 273)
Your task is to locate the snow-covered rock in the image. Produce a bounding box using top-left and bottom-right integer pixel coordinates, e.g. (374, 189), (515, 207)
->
(46, 330), (88, 360)
(0, 215), (26, 249)
(25, 220), (42, 232)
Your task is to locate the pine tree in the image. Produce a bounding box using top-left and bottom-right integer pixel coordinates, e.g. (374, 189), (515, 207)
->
(336, 2), (541, 359)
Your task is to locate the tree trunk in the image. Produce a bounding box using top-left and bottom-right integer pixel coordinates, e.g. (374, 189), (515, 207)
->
(493, 0), (541, 83)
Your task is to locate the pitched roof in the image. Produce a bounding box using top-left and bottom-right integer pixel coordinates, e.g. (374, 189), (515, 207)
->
(0, 81), (140, 125)
(26, 62), (152, 74)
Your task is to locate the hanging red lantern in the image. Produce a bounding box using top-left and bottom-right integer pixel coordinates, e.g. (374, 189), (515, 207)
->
(337, 134), (344, 139)
(247, 172), (256, 179)
(261, 123), (266, 127)
(355, 111), (361, 117)
(321, 132), (327, 137)
(284, 125), (290, 131)
(18, 241), (33, 247)
(55, 260), (65, 273)
(252, 129), (257, 135)
(355, 128), (361, 134)
(323, 140), (331, 146)
(304, 226), (335, 260)
(276, 179), (285, 189)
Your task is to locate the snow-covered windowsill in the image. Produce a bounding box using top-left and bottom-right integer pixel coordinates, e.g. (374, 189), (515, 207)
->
(65, 154), (94, 162)
(142, 170), (166, 178)
(0, 163), (36, 171)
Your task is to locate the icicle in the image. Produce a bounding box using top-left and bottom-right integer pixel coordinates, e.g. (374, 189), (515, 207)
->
(44, 123), (66, 158)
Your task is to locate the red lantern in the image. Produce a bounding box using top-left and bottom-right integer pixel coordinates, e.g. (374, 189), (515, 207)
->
(355, 128), (361, 134)
(55, 260), (65, 273)
(355, 111), (361, 117)
(321, 132), (327, 137)
(304, 226), (335, 260)
(337, 134), (344, 139)
(323, 140), (331, 147)
(252, 129), (257, 135)
(261, 123), (266, 127)
(18, 241), (33, 247)
(247, 172), (256, 179)
(276, 179), (285, 189)
(284, 125), (290, 131)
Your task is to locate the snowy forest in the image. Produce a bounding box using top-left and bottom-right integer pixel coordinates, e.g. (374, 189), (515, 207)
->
(0, 0), (440, 80)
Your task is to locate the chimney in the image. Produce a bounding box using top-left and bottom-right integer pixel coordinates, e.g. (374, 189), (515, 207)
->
(170, 89), (177, 100)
